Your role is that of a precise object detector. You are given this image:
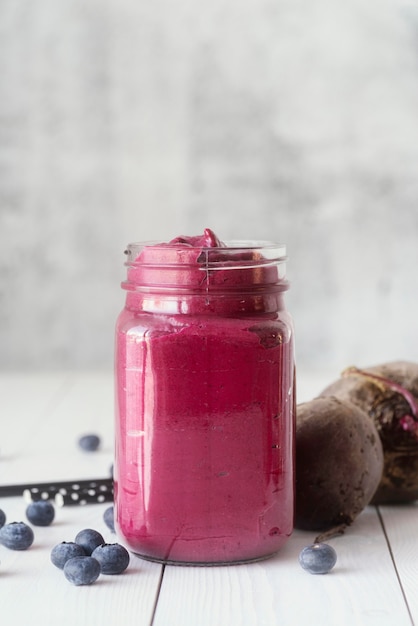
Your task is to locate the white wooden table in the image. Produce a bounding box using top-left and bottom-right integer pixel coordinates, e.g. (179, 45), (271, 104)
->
(0, 371), (417, 626)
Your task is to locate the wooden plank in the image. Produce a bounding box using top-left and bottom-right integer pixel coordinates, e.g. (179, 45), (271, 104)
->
(1, 372), (114, 485)
(0, 372), (71, 482)
(0, 495), (162, 626)
(0, 372), (163, 626)
(1, 372), (415, 625)
(153, 507), (412, 626)
(0, 372), (69, 443)
(378, 503), (418, 624)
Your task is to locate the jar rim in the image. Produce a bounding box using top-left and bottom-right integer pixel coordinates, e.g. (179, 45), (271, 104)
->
(122, 238), (289, 299)
(124, 241), (287, 264)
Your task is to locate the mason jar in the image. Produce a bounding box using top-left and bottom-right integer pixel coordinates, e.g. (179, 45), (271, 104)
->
(114, 229), (295, 565)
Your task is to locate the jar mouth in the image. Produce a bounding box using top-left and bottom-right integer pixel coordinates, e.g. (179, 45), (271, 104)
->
(122, 239), (289, 299)
(124, 241), (287, 266)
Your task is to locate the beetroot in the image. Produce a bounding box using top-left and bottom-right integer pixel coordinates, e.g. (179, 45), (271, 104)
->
(320, 361), (418, 504)
(295, 396), (383, 531)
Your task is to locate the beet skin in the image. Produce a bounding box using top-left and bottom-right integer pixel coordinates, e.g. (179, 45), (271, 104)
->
(320, 361), (418, 504)
(295, 396), (384, 531)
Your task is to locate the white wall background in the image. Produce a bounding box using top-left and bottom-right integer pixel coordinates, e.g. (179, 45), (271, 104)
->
(1, 0), (418, 373)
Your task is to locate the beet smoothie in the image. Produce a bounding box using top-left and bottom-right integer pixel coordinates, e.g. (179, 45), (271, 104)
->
(114, 229), (295, 564)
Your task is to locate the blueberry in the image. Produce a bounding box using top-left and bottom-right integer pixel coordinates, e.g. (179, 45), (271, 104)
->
(299, 543), (337, 574)
(63, 556), (101, 586)
(103, 506), (115, 533)
(51, 541), (86, 569)
(75, 528), (104, 555)
(26, 500), (55, 526)
(78, 434), (101, 451)
(0, 508), (6, 528)
(0, 521), (34, 550)
(91, 543), (130, 574)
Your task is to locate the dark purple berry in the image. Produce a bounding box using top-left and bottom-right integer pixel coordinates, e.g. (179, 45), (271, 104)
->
(299, 543), (337, 574)
(51, 541), (86, 569)
(26, 500), (55, 526)
(103, 506), (115, 533)
(0, 509), (6, 528)
(91, 543), (130, 574)
(0, 521), (34, 550)
(75, 528), (104, 555)
(63, 556), (101, 585)
(78, 434), (101, 451)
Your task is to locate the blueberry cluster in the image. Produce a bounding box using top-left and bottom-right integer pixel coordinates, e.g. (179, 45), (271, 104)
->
(0, 501), (56, 551)
(51, 527), (130, 585)
(0, 432), (122, 583)
(0, 500), (122, 584)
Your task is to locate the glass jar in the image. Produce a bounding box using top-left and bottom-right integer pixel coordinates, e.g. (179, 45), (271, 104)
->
(114, 229), (295, 565)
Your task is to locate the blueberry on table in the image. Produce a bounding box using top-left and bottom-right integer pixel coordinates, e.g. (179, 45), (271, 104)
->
(0, 508), (6, 528)
(78, 434), (101, 452)
(0, 521), (34, 550)
(103, 506), (115, 533)
(51, 542), (86, 569)
(299, 543), (337, 574)
(63, 556), (101, 586)
(75, 528), (104, 555)
(91, 543), (130, 574)
(26, 500), (55, 526)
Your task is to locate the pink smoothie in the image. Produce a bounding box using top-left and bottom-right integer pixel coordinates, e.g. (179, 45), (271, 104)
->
(114, 229), (295, 564)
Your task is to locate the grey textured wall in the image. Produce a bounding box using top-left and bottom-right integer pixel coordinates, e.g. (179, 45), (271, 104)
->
(1, 0), (418, 373)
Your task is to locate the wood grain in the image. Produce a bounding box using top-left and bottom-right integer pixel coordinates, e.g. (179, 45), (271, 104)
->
(1, 372), (417, 625)
(154, 509), (412, 626)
